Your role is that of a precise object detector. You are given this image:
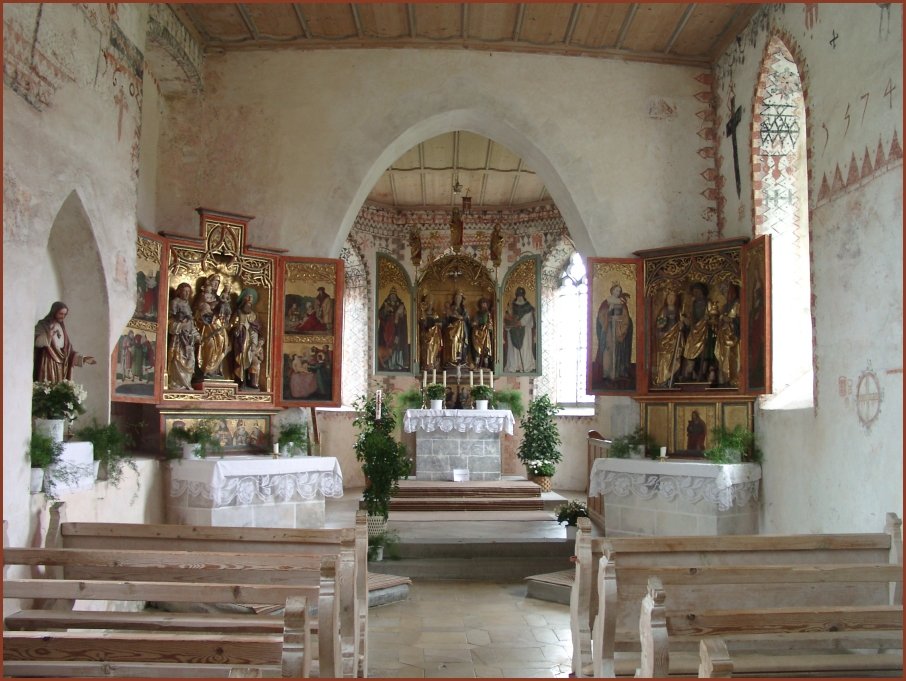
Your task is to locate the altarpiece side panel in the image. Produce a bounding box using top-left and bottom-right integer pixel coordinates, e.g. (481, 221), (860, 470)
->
(500, 256), (540, 376)
(161, 411), (272, 455)
(742, 235), (772, 394)
(375, 255), (412, 374)
(277, 257), (344, 407)
(587, 258), (642, 394)
(112, 230), (164, 403)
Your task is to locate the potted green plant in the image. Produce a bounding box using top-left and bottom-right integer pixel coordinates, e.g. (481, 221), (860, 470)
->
(703, 425), (762, 464)
(394, 387), (425, 421)
(167, 419), (224, 459)
(470, 384), (494, 409)
(32, 379), (88, 441)
(276, 421), (308, 457)
(491, 388), (525, 418)
(72, 420), (138, 487)
(367, 528), (401, 562)
(517, 393), (561, 492)
(555, 499), (589, 540)
(28, 431), (63, 493)
(353, 392), (412, 536)
(610, 426), (658, 459)
(424, 384), (446, 409)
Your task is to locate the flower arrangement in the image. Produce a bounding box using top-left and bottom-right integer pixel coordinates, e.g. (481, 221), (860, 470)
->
(73, 420), (138, 488)
(525, 459), (557, 477)
(424, 384), (446, 401)
(555, 499), (589, 526)
(470, 384), (494, 401)
(32, 380), (87, 421)
(490, 388), (524, 418)
(703, 425), (762, 464)
(167, 419), (224, 459)
(277, 422), (309, 456)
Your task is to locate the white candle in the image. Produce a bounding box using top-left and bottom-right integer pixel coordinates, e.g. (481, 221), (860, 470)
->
(490, 372), (494, 389)
(433, 368), (437, 384)
(479, 368), (484, 386)
(659, 446), (668, 459)
(273, 442), (280, 455)
(469, 371), (473, 386)
(442, 370), (447, 387)
(423, 370), (427, 388)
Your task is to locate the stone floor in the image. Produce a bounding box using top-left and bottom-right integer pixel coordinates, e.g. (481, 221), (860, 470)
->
(326, 486), (583, 678)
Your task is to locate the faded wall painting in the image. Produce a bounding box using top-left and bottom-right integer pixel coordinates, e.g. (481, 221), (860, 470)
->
(278, 258), (344, 406)
(162, 412), (271, 454)
(588, 258), (640, 393)
(501, 256), (539, 375)
(113, 232), (163, 402)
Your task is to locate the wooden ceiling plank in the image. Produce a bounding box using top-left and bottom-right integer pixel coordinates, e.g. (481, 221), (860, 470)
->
(461, 3), (468, 41)
(519, 3), (575, 46)
(707, 5), (759, 60)
(408, 3), (416, 39)
(663, 4), (695, 55)
(564, 4), (583, 46)
(615, 2), (638, 49)
(173, 5), (210, 45)
(235, 4), (260, 41)
(508, 160), (524, 206)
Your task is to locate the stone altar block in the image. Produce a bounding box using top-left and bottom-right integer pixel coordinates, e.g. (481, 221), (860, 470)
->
(167, 455), (343, 528)
(404, 409), (515, 481)
(589, 457), (761, 536)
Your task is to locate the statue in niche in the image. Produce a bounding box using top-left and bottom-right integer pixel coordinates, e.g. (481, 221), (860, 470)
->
(470, 297), (494, 369)
(489, 223), (503, 268)
(194, 274), (231, 379)
(680, 282), (713, 382)
(418, 295), (442, 370)
(34, 301), (97, 383)
(167, 283), (201, 390)
(409, 225), (422, 267)
(714, 283), (741, 387)
(230, 288), (265, 390)
(653, 289), (683, 387)
(442, 289), (470, 367)
(450, 208), (464, 253)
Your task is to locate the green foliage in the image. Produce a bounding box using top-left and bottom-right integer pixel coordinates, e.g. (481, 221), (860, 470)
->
(491, 388), (525, 418)
(470, 384), (494, 401)
(424, 384), (446, 400)
(609, 426), (658, 459)
(703, 425), (762, 464)
(32, 380), (87, 421)
(353, 392), (412, 520)
(517, 394), (562, 476)
(368, 528), (401, 561)
(555, 500), (589, 526)
(167, 419), (224, 459)
(29, 431), (63, 469)
(72, 420), (138, 489)
(277, 422), (308, 455)
(394, 388), (425, 423)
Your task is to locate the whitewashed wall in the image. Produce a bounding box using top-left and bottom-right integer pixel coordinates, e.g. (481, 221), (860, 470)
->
(712, 4), (903, 532)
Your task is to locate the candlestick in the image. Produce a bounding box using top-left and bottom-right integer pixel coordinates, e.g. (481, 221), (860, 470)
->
(423, 370), (427, 388)
(469, 371), (473, 386)
(433, 368), (437, 384)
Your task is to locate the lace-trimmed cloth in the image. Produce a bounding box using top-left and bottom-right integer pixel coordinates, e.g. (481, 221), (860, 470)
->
(589, 457), (761, 512)
(169, 456), (344, 507)
(404, 408), (516, 435)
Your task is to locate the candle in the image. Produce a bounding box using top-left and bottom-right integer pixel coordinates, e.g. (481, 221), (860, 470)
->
(433, 369), (437, 384)
(490, 372), (494, 389)
(479, 368), (484, 386)
(659, 446), (668, 459)
(273, 442), (280, 455)
(469, 371), (473, 386)
(423, 370), (427, 388)
(375, 389), (382, 420)
(442, 371), (447, 387)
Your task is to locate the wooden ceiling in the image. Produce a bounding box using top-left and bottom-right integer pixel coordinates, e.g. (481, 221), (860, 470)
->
(172, 3), (760, 209)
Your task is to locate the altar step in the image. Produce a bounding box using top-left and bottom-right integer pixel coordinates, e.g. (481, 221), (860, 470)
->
(389, 479), (544, 512)
(524, 569), (574, 604)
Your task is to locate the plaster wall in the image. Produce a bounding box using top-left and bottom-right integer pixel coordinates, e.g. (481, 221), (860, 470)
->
(3, 4), (151, 547)
(154, 49), (717, 257)
(712, 4), (903, 532)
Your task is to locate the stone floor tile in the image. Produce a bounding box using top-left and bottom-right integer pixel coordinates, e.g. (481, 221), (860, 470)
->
(498, 665), (561, 677)
(465, 628), (492, 646)
(423, 646), (475, 663)
(522, 613), (550, 626)
(414, 631), (470, 647)
(471, 645), (549, 666)
(530, 627), (562, 644)
(474, 665), (505, 677)
(369, 663), (426, 677)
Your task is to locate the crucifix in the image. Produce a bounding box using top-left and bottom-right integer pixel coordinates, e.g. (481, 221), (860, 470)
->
(726, 98), (743, 198)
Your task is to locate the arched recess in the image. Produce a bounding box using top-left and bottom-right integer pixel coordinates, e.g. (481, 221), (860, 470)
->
(45, 191), (111, 419)
(330, 109), (593, 258)
(751, 35), (814, 409)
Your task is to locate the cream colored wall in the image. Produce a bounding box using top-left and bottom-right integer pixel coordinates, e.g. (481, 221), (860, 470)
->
(713, 4), (903, 532)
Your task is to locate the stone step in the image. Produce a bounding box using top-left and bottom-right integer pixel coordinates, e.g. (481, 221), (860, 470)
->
(524, 569), (574, 605)
(394, 479), (542, 499)
(389, 497), (544, 512)
(368, 554), (575, 581)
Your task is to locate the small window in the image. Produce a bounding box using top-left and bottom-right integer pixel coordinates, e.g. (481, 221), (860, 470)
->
(555, 253), (594, 408)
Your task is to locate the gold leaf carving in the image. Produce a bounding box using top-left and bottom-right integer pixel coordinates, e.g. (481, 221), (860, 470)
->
(378, 257), (410, 292)
(286, 262), (337, 285)
(594, 262), (635, 281)
(136, 236), (161, 262)
(285, 335), (334, 345)
(127, 318), (157, 333)
(505, 258), (538, 298)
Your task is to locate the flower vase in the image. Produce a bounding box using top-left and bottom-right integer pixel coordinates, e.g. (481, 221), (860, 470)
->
(531, 475), (552, 492)
(30, 468), (45, 494)
(475, 399), (489, 410)
(430, 399), (444, 410)
(34, 418), (65, 443)
(182, 443), (203, 460)
(565, 525), (578, 541)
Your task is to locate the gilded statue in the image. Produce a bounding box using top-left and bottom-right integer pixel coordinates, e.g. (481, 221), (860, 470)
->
(230, 288), (264, 389)
(442, 289), (470, 366)
(450, 207), (464, 253)
(470, 297), (494, 369)
(653, 289), (683, 387)
(194, 274), (231, 379)
(714, 283), (741, 387)
(680, 282), (713, 382)
(409, 225), (422, 267)
(489, 223), (503, 268)
(418, 295), (442, 370)
(167, 283), (201, 390)
(34, 301), (97, 383)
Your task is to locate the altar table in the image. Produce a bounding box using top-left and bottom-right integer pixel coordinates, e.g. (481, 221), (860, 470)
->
(589, 457), (761, 536)
(167, 455), (343, 529)
(404, 409), (515, 481)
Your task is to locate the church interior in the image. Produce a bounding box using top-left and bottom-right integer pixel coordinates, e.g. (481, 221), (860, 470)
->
(3, 3), (903, 678)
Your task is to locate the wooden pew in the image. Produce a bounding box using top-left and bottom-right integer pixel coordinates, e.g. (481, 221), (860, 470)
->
(3, 545), (339, 677)
(638, 571), (903, 677)
(585, 430), (609, 530)
(570, 512), (902, 677)
(42, 501), (368, 678)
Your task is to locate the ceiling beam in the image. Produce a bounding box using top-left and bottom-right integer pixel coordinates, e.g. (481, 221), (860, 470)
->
(350, 3), (364, 38)
(291, 3), (311, 39)
(235, 4), (260, 41)
(563, 4), (582, 46)
(507, 159), (524, 206)
(512, 4), (526, 42)
(664, 4), (695, 55)
(408, 3), (417, 39)
(615, 3), (638, 50)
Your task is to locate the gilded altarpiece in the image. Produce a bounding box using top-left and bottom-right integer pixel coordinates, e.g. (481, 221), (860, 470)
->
(742, 235), (772, 394)
(112, 231), (165, 403)
(375, 255), (413, 374)
(415, 254), (497, 377)
(500, 256), (540, 376)
(587, 258), (642, 394)
(276, 258), (344, 407)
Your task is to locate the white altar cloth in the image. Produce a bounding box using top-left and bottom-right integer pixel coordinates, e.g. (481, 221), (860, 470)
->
(589, 457), (762, 536)
(404, 409), (515, 435)
(167, 456), (343, 529)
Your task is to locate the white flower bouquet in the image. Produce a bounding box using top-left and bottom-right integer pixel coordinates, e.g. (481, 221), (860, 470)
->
(32, 380), (88, 421)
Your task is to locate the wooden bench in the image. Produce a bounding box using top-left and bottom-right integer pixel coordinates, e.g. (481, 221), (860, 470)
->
(570, 512), (902, 677)
(3, 544), (339, 677)
(42, 501), (368, 678)
(585, 430), (609, 530)
(638, 569), (903, 677)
